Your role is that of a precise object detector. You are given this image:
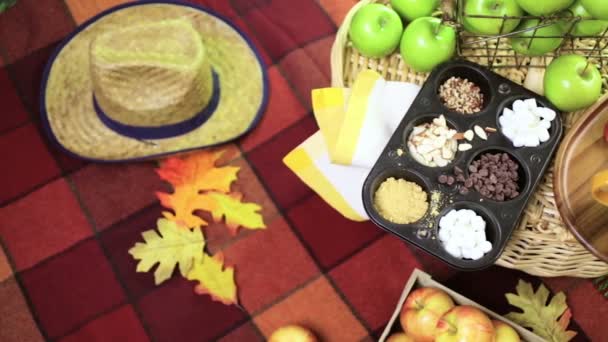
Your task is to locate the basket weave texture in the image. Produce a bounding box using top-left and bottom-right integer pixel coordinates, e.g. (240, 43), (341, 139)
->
(331, 0), (608, 277)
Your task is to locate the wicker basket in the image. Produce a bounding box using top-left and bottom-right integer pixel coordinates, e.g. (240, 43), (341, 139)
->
(331, 0), (608, 277)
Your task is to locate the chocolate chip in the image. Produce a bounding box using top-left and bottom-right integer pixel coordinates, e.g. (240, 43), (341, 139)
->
(457, 174), (466, 182)
(459, 186), (470, 195)
(454, 166), (464, 175)
(447, 176), (455, 185)
(466, 152), (521, 202)
(438, 175), (448, 184)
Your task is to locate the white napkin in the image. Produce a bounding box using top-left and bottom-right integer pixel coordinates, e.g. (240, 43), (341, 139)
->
(283, 70), (420, 221)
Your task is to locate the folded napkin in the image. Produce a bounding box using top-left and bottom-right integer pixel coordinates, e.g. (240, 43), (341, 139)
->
(283, 70), (421, 221)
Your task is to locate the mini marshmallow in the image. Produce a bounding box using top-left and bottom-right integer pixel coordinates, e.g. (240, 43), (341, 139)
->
(438, 225), (451, 242)
(438, 209), (493, 261)
(461, 247), (474, 259)
(445, 241), (462, 258)
(499, 98), (556, 148)
(470, 248), (484, 260)
(480, 241), (492, 253)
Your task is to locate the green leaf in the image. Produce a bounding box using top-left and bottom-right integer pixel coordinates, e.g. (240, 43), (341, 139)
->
(505, 280), (577, 342)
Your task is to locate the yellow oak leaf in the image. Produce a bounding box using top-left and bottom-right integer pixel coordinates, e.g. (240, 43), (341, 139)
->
(156, 150), (240, 228)
(187, 252), (238, 305)
(196, 192), (266, 235)
(506, 280), (577, 342)
(128, 218), (205, 285)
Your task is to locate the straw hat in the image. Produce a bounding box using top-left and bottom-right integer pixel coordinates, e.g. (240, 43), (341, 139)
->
(40, 1), (268, 162)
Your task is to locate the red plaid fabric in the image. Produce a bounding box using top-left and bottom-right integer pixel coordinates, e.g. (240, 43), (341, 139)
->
(0, 1), (605, 341)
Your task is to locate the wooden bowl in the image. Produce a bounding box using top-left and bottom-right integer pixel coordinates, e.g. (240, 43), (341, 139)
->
(554, 94), (608, 263)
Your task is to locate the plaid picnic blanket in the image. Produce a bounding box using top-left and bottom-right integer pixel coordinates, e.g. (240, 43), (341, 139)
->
(0, 0), (605, 341)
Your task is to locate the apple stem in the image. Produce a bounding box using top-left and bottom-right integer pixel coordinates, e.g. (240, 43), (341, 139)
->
(582, 60), (591, 75)
(435, 18), (444, 36)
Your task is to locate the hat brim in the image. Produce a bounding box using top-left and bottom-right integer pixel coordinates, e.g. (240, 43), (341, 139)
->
(40, 0), (268, 162)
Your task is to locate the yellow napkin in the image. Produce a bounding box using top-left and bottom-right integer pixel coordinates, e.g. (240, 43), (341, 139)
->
(283, 70), (421, 221)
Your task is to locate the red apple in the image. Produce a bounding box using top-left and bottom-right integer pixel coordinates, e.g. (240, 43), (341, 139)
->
(386, 332), (416, 342)
(400, 287), (455, 342)
(435, 306), (495, 342)
(492, 320), (521, 342)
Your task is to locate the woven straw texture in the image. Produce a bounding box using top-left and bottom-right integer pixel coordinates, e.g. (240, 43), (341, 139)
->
(45, 3), (265, 161)
(91, 19), (213, 126)
(331, 0), (608, 277)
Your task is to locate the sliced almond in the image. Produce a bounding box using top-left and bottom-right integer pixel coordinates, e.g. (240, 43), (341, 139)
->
(434, 136), (447, 148)
(463, 130), (474, 141)
(458, 143), (473, 151)
(412, 126), (425, 135)
(442, 146), (454, 159)
(435, 157), (448, 167)
(433, 115), (447, 127)
(417, 143), (435, 154)
(454, 132), (465, 140)
(474, 125), (488, 140)
(485, 127), (497, 133)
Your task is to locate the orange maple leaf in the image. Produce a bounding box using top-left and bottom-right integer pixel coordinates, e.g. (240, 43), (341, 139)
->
(156, 150), (239, 228)
(187, 252), (238, 305)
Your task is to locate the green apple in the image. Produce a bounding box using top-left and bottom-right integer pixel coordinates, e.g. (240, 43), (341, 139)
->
(462, 0), (523, 35)
(400, 17), (456, 72)
(560, 0), (608, 36)
(544, 54), (602, 112)
(581, 0), (608, 20)
(511, 19), (564, 56)
(348, 4), (403, 58)
(514, 0), (575, 15)
(390, 0), (439, 22)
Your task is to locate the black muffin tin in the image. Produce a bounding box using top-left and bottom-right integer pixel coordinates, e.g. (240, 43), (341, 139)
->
(362, 60), (563, 271)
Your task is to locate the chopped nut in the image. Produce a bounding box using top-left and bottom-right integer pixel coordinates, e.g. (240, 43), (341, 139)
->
(474, 125), (488, 140)
(463, 130), (474, 141)
(438, 77), (484, 114)
(458, 143), (473, 151)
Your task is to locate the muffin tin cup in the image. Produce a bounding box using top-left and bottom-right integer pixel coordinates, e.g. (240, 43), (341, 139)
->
(362, 60), (563, 271)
